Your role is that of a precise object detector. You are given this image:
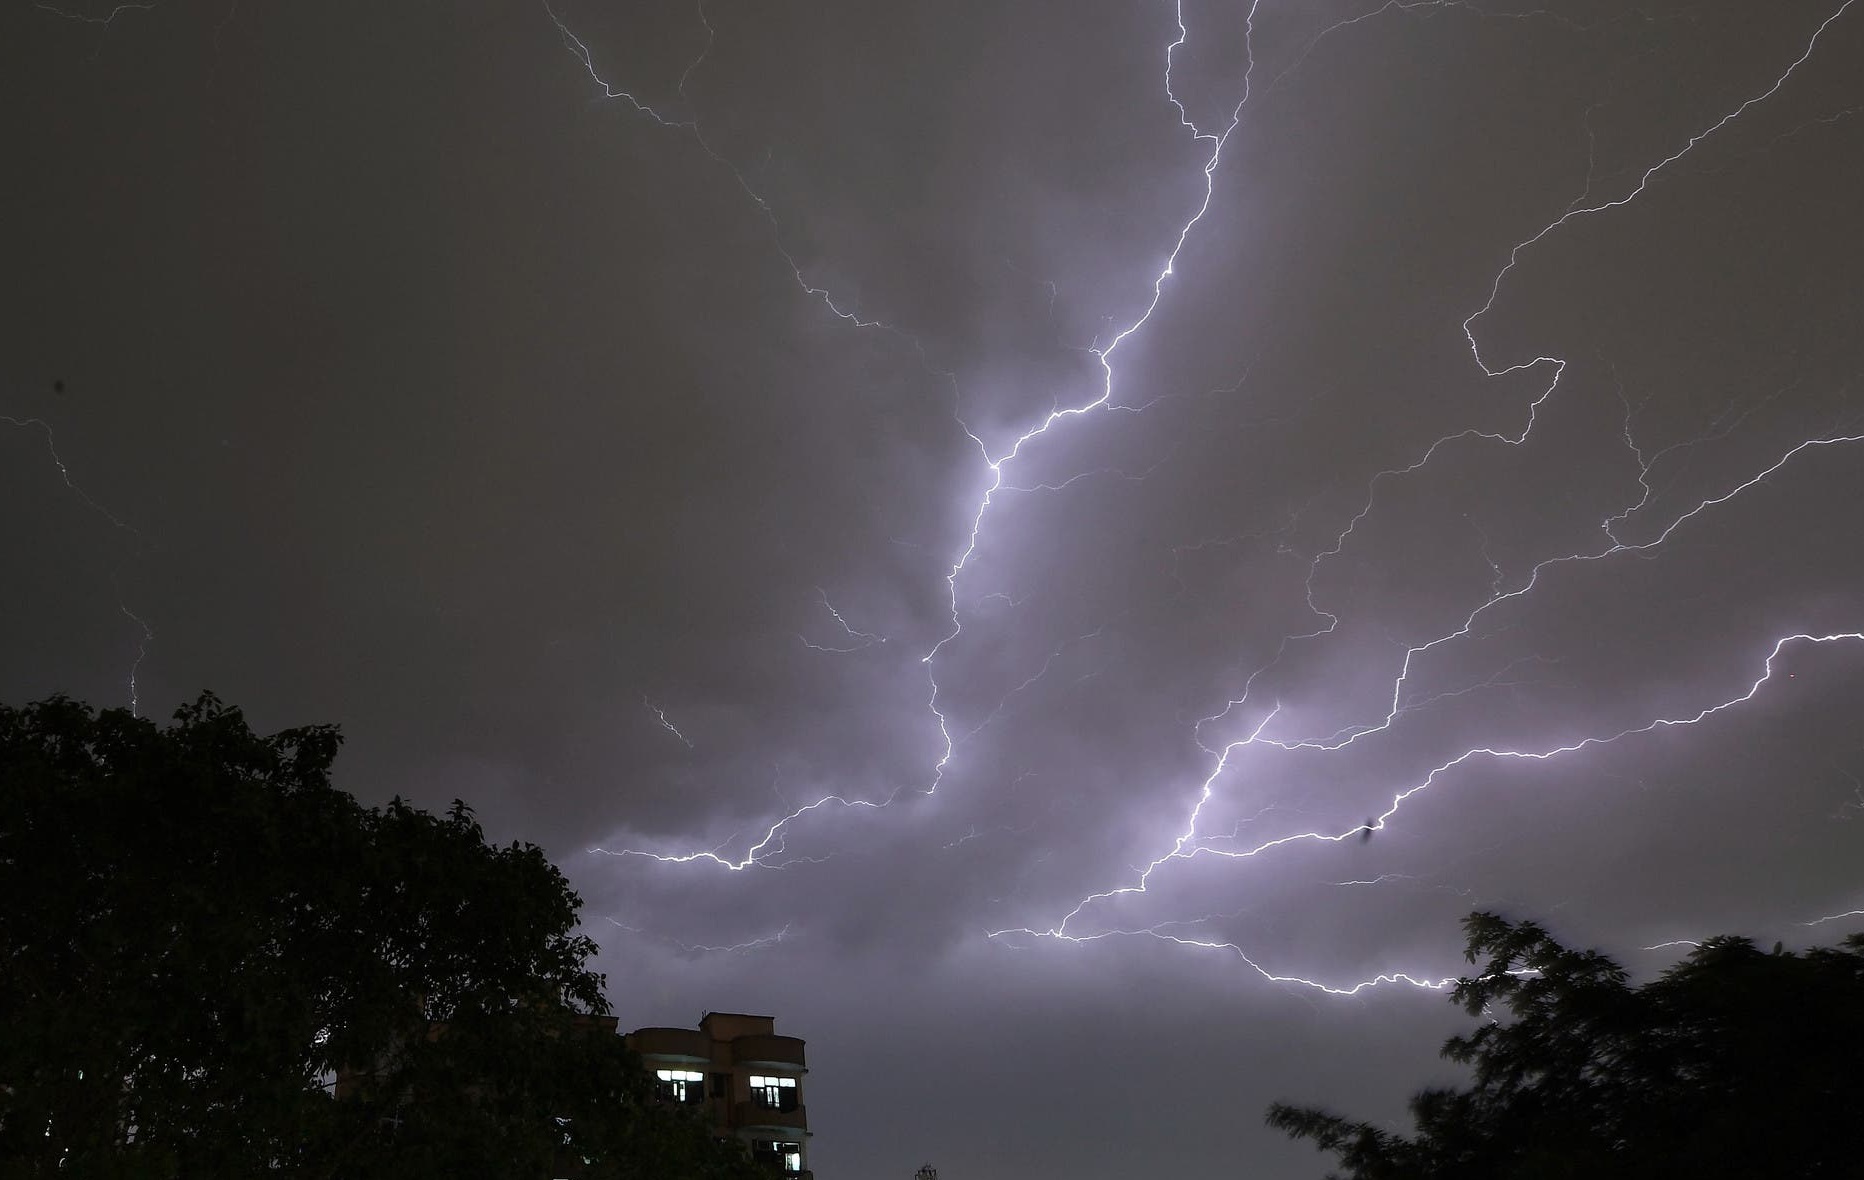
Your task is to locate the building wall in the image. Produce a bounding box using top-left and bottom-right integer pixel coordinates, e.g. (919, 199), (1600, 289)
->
(627, 1012), (811, 1177)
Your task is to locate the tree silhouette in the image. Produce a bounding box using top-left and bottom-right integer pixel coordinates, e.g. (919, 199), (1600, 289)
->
(0, 693), (760, 1178)
(1268, 911), (1864, 1180)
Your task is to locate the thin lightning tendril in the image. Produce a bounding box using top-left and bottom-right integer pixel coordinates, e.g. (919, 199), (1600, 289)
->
(604, 916), (792, 955)
(542, 0), (899, 331)
(642, 696), (694, 749)
(4, 414), (153, 714)
(798, 587), (888, 654)
(31, 0), (157, 27)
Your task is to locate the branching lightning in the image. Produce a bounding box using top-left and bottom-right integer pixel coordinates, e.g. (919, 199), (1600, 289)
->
(982, 0), (1864, 993)
(552, 0), (1864, 994)
(551, 0), (1265, 861)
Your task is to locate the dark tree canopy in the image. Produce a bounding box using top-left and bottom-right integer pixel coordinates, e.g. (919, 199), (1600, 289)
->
(0, 694), (762, 1179)
(1268, 911), (1864, 1180)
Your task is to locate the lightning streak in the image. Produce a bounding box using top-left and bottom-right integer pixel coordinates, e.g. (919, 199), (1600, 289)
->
(1272, 428), (1864, 760)
(989, 1), (1863, 992)
(543, 0), (898, 329)
(999, 924), (1461, 997)
(556, 0), (1864, 993)
(917, 0), (1264, 803)
(120, 602), (152, 718)
(994, 633), (1861, 993)
(604, 916), (791, 955)
(3, 415), (139, 535)
(553, 0), (1269, 863)
(798, 587), (887, 653)
(1801, 908), (1864, 928)
(1641, 899), (1864, 950)
(642, 696), (693, 749)
(31, 0), (157, 27)
(591, 788), (897, 871)
(5, 414), (152, 713)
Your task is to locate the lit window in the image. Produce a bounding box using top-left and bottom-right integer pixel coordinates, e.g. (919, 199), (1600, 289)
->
(654, 1068), (706, 1104)
(749, 1074), (799, 1111)
(752, 1139), (805, 1173)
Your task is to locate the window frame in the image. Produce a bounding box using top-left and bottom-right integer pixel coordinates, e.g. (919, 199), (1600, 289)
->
(752, 1137), (805, 1174)
(653, 1067), (706, 1104)
(748, 1073), (799, 1111)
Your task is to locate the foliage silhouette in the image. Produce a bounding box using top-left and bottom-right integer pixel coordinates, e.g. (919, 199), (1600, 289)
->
(0, 693), (762, 1179)
(1268, 911), (1864, 1180)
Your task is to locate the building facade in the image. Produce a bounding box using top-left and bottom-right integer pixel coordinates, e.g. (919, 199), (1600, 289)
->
(626, 1012), (810, 1178)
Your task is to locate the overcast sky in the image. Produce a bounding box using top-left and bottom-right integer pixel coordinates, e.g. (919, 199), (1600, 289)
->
(6, 0), (1863, 1175)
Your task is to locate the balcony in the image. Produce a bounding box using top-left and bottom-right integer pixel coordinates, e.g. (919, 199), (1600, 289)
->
(731, 1033), (806, 1069)
(733, 1101), (808, 1132)
(627, 1026), (710, 1064)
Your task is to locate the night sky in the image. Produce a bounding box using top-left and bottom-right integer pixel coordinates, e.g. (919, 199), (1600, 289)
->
(6, 1), (1864, 1175)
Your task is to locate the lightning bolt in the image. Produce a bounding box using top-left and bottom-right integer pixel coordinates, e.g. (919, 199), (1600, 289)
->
(554, 0), (1864, 994)
(5, 414), (153, 714)
(30, 0), (157, 27)
(642, 696), (694, 749)
(2, 415), (140, 535)
(553, 0), (1268, 863)
(1641, 898), (1864, 950)
(798, 587), (887, 654)
(603, 916), (791, 955)
(120, 601), (153, 718)
(1800, 908), (1864, 929)
(591, 789), (898, 871)
(993, 0), (1863, 993)
(543, 0), (900, 330)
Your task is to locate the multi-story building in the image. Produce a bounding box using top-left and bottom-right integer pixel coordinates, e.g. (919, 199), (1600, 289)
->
(626, 1012), (810, 1178)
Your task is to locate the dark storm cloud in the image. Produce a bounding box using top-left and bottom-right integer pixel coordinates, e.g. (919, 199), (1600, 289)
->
(6, 1), (1863, 1176)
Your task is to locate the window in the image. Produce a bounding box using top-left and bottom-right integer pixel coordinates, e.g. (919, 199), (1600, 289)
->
(752, 1139), (804, 1174)
(654, 1068), (705, 1104)
(749, 1074), (799, 1111)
